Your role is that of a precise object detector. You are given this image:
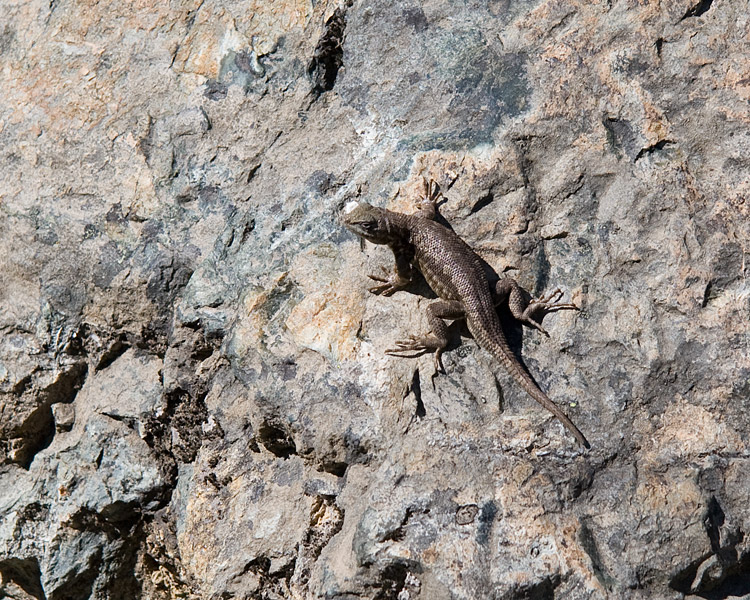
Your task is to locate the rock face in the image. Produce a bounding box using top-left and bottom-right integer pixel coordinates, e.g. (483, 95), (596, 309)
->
(1, 0), (749, 598)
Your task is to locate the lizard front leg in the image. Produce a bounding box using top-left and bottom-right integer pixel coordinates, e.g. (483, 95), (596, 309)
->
(413, 177), (443, 221)
(385, 299), (464, 372)
(493, 279), (578, 336)
(367, 243), (414, 296)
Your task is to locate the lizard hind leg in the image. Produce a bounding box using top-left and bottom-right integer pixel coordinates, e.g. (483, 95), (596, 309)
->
(522, 287), (579, 334)
(385, 299), (464, 373)
(494, 280), (578, 336)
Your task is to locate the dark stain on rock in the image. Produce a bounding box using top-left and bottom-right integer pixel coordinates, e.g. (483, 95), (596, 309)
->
(402, 7), (428, 32)
(476, 500), (497, 545)
(0, 25), (15, 55)
(204, 79), (228, 101)
(603, 117), (639, 159)
(579, 519), (617, 590)
(93, 242), (127, 288)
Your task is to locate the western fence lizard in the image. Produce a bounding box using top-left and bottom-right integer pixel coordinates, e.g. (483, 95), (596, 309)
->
(342, 179), (590, 448)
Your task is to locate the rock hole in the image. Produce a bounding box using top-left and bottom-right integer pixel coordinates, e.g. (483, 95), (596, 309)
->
(257, 422), (297, 459)
(167, 389), (210, 463)
(412, 369), (425, 418)
(375, 562), (410, 600)
(18, 362), (87, 469)
(96, 335), (129, 371)
(655, 37), (664, 57)
(320, 460), (348, 477)
(681, 0), (714, 20)
(0, 557), (45, 600)
(470, 191), (495, 214)
(308, 7), (348, 95)
(634, 139), (674, 162)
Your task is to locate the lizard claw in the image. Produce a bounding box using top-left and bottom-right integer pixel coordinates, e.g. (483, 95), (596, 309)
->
(532, 288), (563, 305)
(433, 348), (445, 374)
(528, 288), (579, 313)
(368, 284), (398, 296)
(385, 335), (427, 354)
(386, 335), (446, 375)
(367, 266), (390, 283)
(523, 288), (579, 331)
(421, 176), (443, 206)
(522, 318), (550, 337)
(367, 267), (406, 296)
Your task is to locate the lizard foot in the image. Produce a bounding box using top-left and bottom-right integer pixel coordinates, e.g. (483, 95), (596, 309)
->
(415, 176), (444, 216)
(367, 267), (408, 296)
(385, 335), (445, 373)
(421, 176), (443, 205)
(521, 288), (579, 335)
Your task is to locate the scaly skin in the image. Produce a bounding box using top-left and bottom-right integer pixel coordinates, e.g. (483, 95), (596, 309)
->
(342, 179), (589, 448)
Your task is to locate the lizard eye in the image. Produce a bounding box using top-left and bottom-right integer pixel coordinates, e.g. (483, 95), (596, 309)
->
(359, 220), (378, 233)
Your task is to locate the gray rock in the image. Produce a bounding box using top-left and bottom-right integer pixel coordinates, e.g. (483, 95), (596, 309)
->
(1, 0), (749, 598)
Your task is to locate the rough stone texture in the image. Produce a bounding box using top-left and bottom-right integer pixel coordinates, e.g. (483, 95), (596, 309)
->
(1, 0), (748, 598)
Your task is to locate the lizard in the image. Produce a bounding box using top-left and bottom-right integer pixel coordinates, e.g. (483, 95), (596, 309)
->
(341, 178), (590, 448)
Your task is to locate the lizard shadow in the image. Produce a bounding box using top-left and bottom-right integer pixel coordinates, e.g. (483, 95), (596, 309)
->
(407, 293), (546, 419)
(453, 296), (545, 392)
(405, 256), (546, 393)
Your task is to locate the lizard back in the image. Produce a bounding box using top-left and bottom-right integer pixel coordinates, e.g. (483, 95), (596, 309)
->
(406, 213), (500, 327)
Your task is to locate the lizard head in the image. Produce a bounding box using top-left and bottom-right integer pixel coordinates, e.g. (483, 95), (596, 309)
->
(341, 202), (393, 245)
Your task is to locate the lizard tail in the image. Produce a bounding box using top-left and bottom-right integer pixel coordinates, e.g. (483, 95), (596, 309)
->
(473, 324), (590, 448)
